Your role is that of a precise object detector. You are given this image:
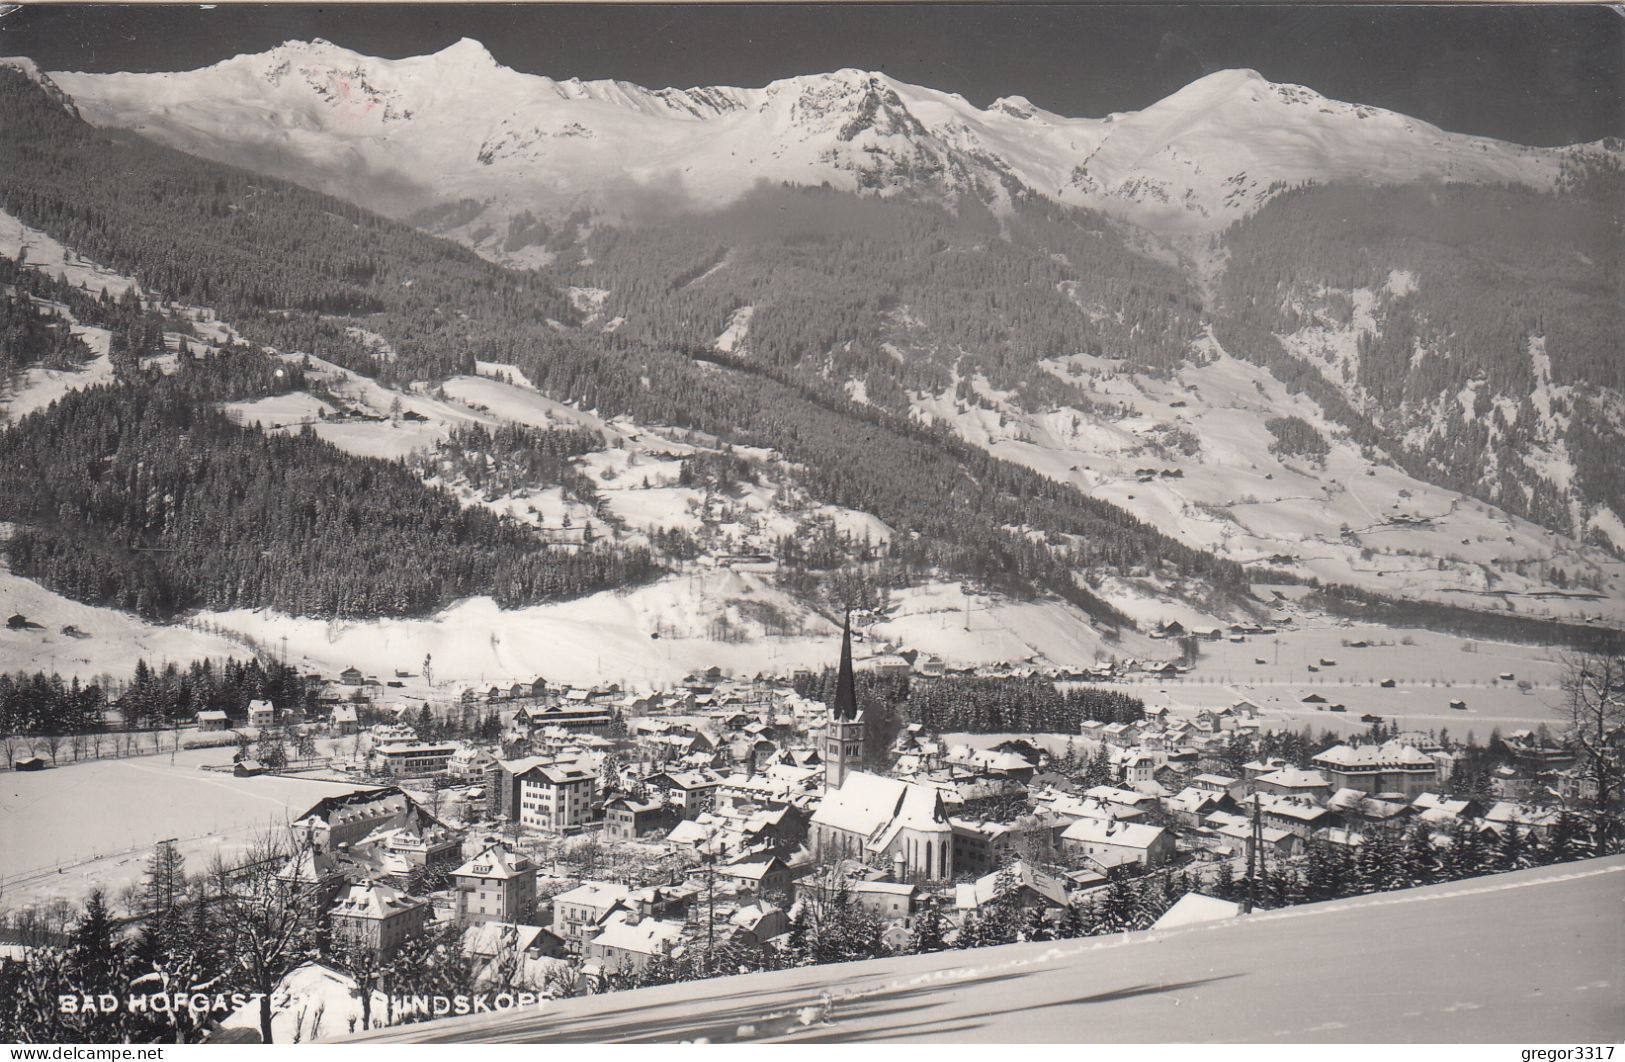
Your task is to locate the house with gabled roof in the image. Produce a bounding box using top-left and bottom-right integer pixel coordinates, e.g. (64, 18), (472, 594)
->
(954, 860), (1070, 920)
(1060, 818), (1174, 868)
(452, 843), (537, 927)
(328, 883), (430, 959)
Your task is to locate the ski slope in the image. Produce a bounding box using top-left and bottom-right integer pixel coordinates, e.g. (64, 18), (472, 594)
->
(347, 857), (1625, 1043)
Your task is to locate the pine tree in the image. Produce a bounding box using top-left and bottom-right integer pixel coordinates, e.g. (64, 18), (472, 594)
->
(1058, 901), (1088, 939)
(1495, 824), (1526, 872)
(143, 839), (187, 918)
(1402, 823), (1440, 888)
(909, 902), (946, 953)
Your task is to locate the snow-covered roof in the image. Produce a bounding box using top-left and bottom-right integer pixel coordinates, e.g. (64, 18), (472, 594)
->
(453, 843), (533, 881)
(1152, 893), (1241, 930)
(956, 860), (1069, 909)
(1257, 767), (1329, 789)
(461, 922), (550, 959)
(220, 963), (381, 1043)
(552, 880), (632, 910)
(588, 912), (686, 957)
(329, 883), (426, 921)
(1060, 818), (1166, 850)
(1313, 743), (1435, 769)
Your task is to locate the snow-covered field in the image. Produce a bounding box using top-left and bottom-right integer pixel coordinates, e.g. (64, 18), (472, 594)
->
(197, 571), (1148, 689)
(0, 744), (379, 913)
(0, 551), (251, 679)
(348, 856), (1625, 1043)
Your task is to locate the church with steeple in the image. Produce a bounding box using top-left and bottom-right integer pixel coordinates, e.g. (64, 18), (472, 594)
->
(823, 611), (864, 791)
(810, 610), (955, 881)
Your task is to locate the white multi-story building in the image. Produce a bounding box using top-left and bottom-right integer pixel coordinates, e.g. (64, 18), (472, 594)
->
(516, 762), (597, 833)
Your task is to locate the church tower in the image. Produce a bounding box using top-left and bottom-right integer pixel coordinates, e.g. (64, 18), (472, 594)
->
(824, 611), (864, 791)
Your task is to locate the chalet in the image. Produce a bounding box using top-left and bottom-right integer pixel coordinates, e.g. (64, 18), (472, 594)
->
(944, 745), (1037, 782)
(328, 883), (430, 960)
(1326, 788), (1408, 828)
(331, 704), (359, 735)
(1253, 767), (1331, 800)
(1245, 793), (1331, 838)
(727, 904), (790, 948)
(955, 860), (1070, 919)
(1167, 786), (1239, 827)
(1190, 773), (1245, 799)
(196, 709), (230, 732)
(247, 700), (275, 729)
(1060, 819), (1174, 869)
(1101, 722), (1143, 748)
(602, 795), (680, 841)
(295, 787), (420, 855)
(644, 769), (724, 818)
(1484, 801), (1560, 839)
(449, 745), (496, 780)
(452, 844), (538, 927)
(1215, 820), (1302, 859)
(514, 700), (615, 734)
(1082, 785), (1157, 811)
(948, 816), (1063, 877)
(1237, 756), (1286, 783)
(551, 881), (633, 950)
(339, 666), (366, 687)
(716, 855), (793, 897)
(1409, 792), (1483, 825)
(460, 922), (568, 969)
(582, 912), (687, 975)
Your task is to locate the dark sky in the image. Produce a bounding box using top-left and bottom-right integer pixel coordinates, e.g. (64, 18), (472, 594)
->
(2, 3), (1620, 146)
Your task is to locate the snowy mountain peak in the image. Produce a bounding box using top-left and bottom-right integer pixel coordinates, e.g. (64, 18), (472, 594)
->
(429, 37), (499, 66)
(44, 42), (1618, 248)
(989, 95), (1038, 120)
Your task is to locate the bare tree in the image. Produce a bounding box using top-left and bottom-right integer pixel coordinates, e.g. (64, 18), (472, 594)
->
(208, 829), (324, 1043)
(328, 937), (388, 1032)
(1557, 651), (1625, 849)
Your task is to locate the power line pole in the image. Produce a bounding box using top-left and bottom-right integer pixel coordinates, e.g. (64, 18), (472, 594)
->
(1243, 794), (1262, 915)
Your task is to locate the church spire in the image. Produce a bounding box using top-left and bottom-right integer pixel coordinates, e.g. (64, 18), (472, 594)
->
(833, 609), (858, 721)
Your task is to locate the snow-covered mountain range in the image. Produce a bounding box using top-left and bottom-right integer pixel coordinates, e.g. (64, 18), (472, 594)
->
(42, 37), (1618, 254)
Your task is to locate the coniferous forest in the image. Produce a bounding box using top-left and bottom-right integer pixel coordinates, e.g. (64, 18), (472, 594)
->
(0, 68), (1243, 622)
(0, 380), (653, 618)
(1219, 179), (1624, 539)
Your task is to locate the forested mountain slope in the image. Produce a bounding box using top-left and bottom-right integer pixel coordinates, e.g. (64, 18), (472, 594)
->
(0, 68), (1240, 625)
(1219, 179), (1625, 551)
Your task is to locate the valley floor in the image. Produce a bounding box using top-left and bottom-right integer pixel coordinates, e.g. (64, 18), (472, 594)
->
(347, 856), (1625, 1044)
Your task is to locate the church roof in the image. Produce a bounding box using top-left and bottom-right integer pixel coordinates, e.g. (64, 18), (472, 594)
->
(831, 611), (858, 721)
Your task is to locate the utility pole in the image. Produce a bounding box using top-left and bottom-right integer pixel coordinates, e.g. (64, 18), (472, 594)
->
(704, 845), (717, 977)
(1243, 793), (1262, 914)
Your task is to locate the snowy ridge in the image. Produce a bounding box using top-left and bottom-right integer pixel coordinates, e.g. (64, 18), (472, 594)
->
(40, 40), (1618, 252)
